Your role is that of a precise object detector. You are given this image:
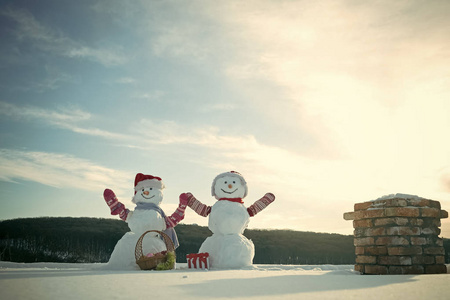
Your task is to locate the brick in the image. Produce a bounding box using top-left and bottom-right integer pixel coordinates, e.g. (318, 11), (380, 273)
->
(406, 198), (430, 207)
(440, 210), (448, 219)
(355, 227), (386, 237)
(421, 227), (440, 235)
(435, 238), (444, 247)
(354, 209), (385, 220)
(422, 218), (441, 227)
(356, 255), (377, 264)
(410, 237), (427, 245)
(376, 236), (409, 246)
(365, 246), (387, 255)
(425, 265), (447, 274)
(409, 218), (424, 226)
(384, 199), (408, 207)
(354, 202), (373, 211)
(353, 219), (373, 228)
(435, 256), (445, 264)
(366, 227), (386, 236)
(420, 208), (440, 218)
(386, 207), (419, 217)
(423, 247), (445, 255)
(364, 265), (388, 275)
(386, 226), (420, 236)
(354, 237), (375, 246)
(388, 246), (422, 256)
(343, 212), (355, 220)
(389, 265), (424, 275)
(379, 256), (412, 265)
(354, 228), (365, 237)
(412, 255), (435, 265)
(426, 200), (441, 209)
(374, 217), (409, 226)
(355, 247), (365, 255)
(429, 200), (441, 209)
(354, 264), (364, 273)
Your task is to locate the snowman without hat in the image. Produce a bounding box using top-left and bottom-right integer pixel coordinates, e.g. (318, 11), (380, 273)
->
(103, 173), (188, 270)
(181, 171), (275, 269)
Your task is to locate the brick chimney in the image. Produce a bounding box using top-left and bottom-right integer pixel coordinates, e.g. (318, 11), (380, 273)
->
(343, 194), (448, 274)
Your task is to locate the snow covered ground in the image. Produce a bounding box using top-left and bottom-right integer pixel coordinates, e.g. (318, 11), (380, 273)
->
(1, 262), (448, 300)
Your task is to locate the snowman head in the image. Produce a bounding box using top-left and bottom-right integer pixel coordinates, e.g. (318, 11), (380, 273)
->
(211, 171), (248, 200)
(132, 173), (165, 205)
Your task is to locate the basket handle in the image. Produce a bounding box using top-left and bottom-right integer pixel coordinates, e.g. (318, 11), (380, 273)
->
(135, 230), (175, 261)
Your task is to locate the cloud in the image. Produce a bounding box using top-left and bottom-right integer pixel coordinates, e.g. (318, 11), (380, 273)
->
(0, 101), (90, 123)
(132, 90), (166, 101)
(135, 119), (255, 150)
(7, 65), (77, 93)
(115, 77), (136, 84)
(200, 103), (236, 113)
(0, 148), (132, 193)
(0, 101), (128, 140)
(33, 70), (74, 92)
(2, 7), (127, 66)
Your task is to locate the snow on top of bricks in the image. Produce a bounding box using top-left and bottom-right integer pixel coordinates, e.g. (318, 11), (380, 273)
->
(372, 193), (424, 201)
(364, 193), (424, 209)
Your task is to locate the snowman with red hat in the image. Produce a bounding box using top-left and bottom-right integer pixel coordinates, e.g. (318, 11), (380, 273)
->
(103, 173), (187, 269)
(180, 171), (275, 268)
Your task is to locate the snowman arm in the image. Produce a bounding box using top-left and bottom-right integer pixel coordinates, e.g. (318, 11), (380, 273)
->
(103, 189), (130, 221)
(247, 193), (275, 217)
(165, 199), (188, 228)
(181, 193), (211, 217)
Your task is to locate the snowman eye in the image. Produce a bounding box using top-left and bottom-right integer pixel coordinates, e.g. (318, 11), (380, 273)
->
(142, 188), (144, 192)
(233, 181), (236, 184)
(150, 188), (153, 190)
(224, 181), (227, 184)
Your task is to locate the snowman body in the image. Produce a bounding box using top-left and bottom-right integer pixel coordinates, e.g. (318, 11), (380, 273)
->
(199, 173), (255, 268)
(208, 201), (249, 235)
(106, 182), (167, 270)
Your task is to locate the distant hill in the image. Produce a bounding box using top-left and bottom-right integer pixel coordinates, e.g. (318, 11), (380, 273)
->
(4, 217), (446, 265)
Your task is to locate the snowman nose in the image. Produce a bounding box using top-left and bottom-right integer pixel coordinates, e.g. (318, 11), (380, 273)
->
(228, 184), (233, 189)
(143, 191), (150, 195)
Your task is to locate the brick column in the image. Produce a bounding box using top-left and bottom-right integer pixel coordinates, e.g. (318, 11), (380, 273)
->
(343, 194), (448, 274)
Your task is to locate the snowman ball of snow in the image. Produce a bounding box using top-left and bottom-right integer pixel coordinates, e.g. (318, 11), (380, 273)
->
(103, 173), (187, 270)
(209, 171), (250, 235)
(181, 171), (275, 269)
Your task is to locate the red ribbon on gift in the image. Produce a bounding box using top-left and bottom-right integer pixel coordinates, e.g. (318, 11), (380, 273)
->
(186, 252), (210, 269)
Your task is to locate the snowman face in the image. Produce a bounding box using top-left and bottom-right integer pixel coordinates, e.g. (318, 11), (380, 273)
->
(214, 175), (246, 199)
(132, 186), (163, 205)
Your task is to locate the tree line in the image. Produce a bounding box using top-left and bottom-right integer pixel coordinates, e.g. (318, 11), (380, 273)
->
(2, 217), (446, 265)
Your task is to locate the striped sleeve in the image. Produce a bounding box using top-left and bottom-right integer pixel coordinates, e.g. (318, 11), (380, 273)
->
(247, 193), (275, 217)
(186, 193), (211, 217)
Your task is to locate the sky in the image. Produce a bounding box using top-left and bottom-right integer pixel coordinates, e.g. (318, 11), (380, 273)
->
(0, 0), (449, 237)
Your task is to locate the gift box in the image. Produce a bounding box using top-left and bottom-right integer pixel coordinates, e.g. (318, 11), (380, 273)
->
(186, 252), (209, 269)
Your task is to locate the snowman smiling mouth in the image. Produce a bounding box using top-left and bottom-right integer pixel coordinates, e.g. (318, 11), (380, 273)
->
(221, 188), (238, 194)
(141, 194), (155, 199)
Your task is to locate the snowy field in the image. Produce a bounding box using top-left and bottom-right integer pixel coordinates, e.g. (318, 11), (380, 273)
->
(1, 262), (449, 300)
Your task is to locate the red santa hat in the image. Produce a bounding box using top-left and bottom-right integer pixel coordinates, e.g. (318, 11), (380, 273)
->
(134, 173), (165, 193)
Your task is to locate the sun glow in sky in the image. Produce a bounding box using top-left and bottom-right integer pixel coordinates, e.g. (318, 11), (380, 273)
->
(1, 0), (449, 237)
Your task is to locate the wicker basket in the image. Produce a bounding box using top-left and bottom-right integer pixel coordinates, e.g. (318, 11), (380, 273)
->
(135, 230), (175, 270)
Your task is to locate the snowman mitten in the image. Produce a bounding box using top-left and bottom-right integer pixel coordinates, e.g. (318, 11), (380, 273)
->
(247, 193), (275, 217)
(103, 189), (130, 221)
(166, 198), (188, 228)
(180, 192), (211, 217)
